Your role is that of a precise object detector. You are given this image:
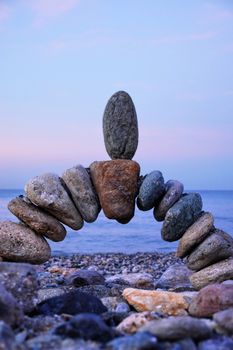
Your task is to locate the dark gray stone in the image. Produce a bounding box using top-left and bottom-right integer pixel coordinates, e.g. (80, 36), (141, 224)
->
(0, 284), (23, 326)
(103, 91), (138, 160)
(155, 264), (193, 291)
(154, 180), (184, 221)
(0, 321), (16, 350)
(140, 316), (212, 341)
(137, 171), (165, 211)
(55, 313), (115, 342)
(161, 193), (203, 242)
(37, 290), (107, 316)
(106, 332), (157, 350)
(62, 165), (100, 223)
(157, 338), (197, 350)
(213, 308), (233, 335)
(67, 269), (105, 287)
(198, 336), (233, 350)
(0, 262), (38, 313)
(187, 229), (233, 271)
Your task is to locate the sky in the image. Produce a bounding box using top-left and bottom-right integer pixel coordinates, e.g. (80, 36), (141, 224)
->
(0, 0), (233, 190)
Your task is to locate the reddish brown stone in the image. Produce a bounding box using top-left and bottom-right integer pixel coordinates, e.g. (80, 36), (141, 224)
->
(188, 284), (233, 317)
(90, 160), (140, 223)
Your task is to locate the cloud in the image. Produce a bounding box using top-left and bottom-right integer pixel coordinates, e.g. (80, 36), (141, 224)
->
(151, 31), (217, 45)
(203, 3), (233, 22)
(0, 3), (11, 23)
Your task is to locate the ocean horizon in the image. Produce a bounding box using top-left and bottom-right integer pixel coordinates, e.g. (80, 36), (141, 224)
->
(0, 189), (233, 255)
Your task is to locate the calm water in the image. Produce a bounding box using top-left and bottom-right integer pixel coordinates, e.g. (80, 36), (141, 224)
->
(0, 189), (232, 255)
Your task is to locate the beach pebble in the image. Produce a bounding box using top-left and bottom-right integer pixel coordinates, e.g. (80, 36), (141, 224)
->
(198, 336), (233, 350)
(177, 212), (214, 258)
(140, 316), (212, 341)
(0, 284), (23, 327)
(116, 311), (159, 334)
(37, 288), (66, 304)
(187, 229), (233, 271)
(158, 338), (197, 350)
(37, 290), (107, 316)
(122, 288), (189, 316)
(25, 173), (83, 230)
(8, 196), (66, 242)
(0, 221), (51, 264)
(106, 273), (154, 288)
(154, 180), (184, 221)
(103, 91), (138, 160)
(155, 264), (193, 291)
(0, 321), (16, 350)
(62, 165), (100, 223)
(213, 308), (233, 335)
(115, 302), (130, 314)
(0, 262), (38, 313)
(162, 193), (203, 242)
(90, 160), (140, 223)
(137, 171), (165, 211)
(190, 258), (233, 290)
(188, 284), (233, 317)
(106, 332), (157, 350)
(67, 269), (105, 287)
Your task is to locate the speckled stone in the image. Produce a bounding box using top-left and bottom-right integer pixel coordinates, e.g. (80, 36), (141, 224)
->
(8, 196), (66, 242)
(137, 171), (165, 211)
(177, 212), (214, 258)
(103, 91), (138, 160)
(153, 180), (184, 221)
(161, 193), (203, 242)
(62, 165), (100, 223)
(0, 221), (51, 264)
(25, 173), (83, 230)
(187, 229), (233, 271)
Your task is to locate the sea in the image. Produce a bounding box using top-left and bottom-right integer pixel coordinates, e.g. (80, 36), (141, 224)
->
(0, 189), (232, 255)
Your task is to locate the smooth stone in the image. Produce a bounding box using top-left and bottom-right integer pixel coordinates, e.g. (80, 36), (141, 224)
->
(25, 173), (83, 230)
(198, 336), (233, 350)
(157, 338), (197, 350)
(0, 321), (16, 350)
(187, 229), (233, 271)
(155, 264), (193, 291)
(140, 316), (212, 341)
(37, 290), (107, 315)
(106, 273), (154, 288)
(0, 222), (51, 264)
(137, 171), (165, 211)
(177, 212), (214, 258)
(117, 312), (160, 334)
(154, 180), (184, 221)
(0, 262), (38, 313)
(90, 160), (140, 223)
(123, 288), (189, 316)
(8, 196), (66, 242)
(188, 284), (233, 317)
(62, 165), (100, 223)
(106, 332), (157, 350)
(67, 269), (105, 287)
(55, 313), (115, 342)
(103, 91), (138, 160)
(222, 280), (233, 286)
(101, 297), (121, 312)
(162, 193), (203, 242)
(115, 302), (131, 313)
(213, 308), (233, 335)
(0, 284), (23, 326)
(190, 258), (233, 290)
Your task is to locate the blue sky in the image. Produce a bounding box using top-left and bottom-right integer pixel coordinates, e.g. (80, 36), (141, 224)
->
(0, 0), (233, 189)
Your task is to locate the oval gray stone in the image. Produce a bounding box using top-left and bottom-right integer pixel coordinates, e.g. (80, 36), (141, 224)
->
(8, 196), (66, 242)
(153, 180), (184, 221)
(25, 173), (83, 230)
(0, 221), (51, 264)
(137, 171), (165, 211)
(187, 229), (233, 271)
(103, 91), (138, 160)
(62, 165), (100, 223)
(161, 193), (203, 242)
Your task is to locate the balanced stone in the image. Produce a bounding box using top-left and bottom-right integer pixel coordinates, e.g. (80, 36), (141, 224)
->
(25, 173), (83, 230)
(187, 229), (233, 271)
(137, 171), (165, 211)
(153, 180), (184, 221)
(161, 193), (203, 242)
(90, 160), (140, 223)
(62, 165), (100, 223)
(177, 212), (214, 258)
(103, 91), (138, 160)
(8, 196), (66, 242)
(190, 258), (233, 290)
(0, 222), (51, 264)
